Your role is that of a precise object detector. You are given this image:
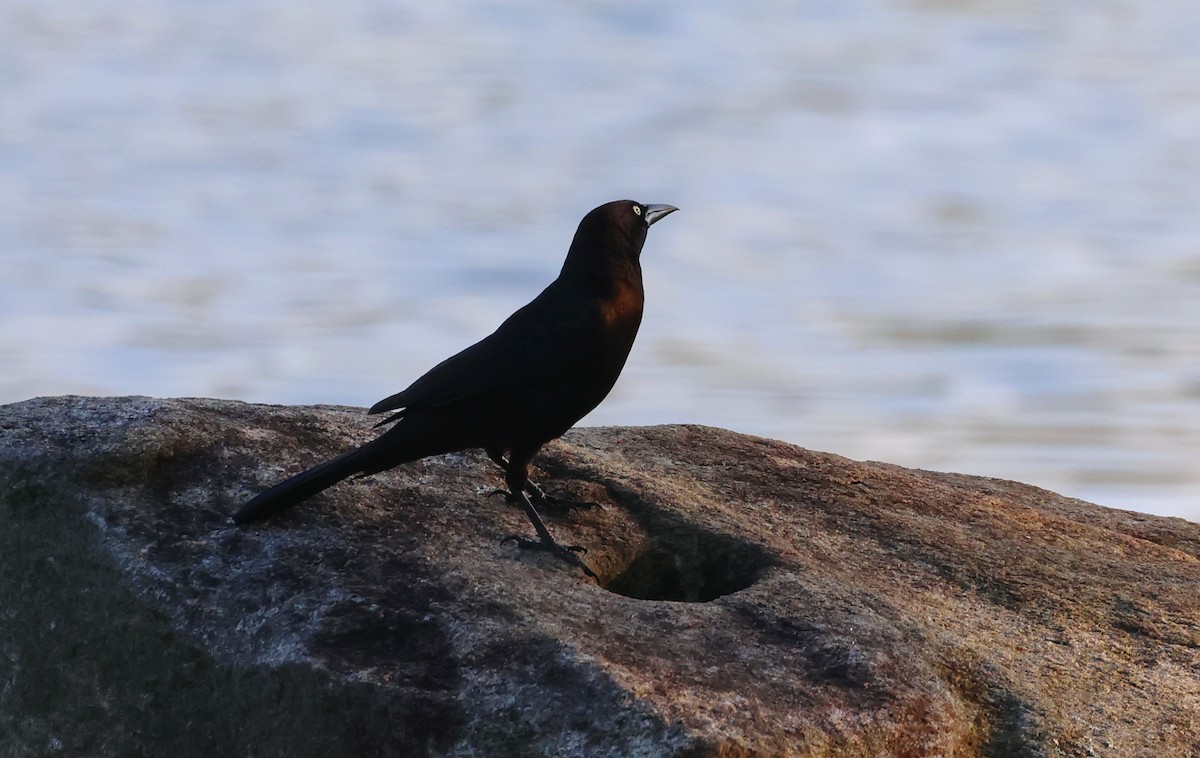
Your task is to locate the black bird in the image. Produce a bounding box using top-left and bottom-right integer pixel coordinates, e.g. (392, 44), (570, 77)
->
(233, 200), (678, 577)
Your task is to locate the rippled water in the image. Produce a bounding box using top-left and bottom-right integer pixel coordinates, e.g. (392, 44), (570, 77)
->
(3, 1), (1198, 519)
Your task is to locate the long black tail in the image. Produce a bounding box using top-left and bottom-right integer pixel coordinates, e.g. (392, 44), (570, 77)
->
(233, 441), (386, 524)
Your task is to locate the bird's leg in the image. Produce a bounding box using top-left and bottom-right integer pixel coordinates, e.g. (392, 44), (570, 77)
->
(496, 449), (597, 579)
(500, 490), (598, 579)
(485, 448), (599, 514)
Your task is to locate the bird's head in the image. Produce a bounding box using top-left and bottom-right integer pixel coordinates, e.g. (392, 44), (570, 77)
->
(562, 200), (678, 281)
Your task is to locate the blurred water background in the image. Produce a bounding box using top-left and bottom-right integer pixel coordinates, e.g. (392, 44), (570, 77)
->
(2, 1), (1198, 520)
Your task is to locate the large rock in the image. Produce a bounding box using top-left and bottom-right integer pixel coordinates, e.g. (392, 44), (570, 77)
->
(1, 396), (1197, 756)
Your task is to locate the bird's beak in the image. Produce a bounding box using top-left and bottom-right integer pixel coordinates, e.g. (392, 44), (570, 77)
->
(644, 204), (679, 226)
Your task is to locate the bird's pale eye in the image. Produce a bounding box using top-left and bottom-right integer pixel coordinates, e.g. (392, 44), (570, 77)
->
(632, 205), (643, 216)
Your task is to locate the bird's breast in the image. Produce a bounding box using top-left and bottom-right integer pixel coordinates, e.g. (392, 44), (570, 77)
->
(598, 280), (644, 331)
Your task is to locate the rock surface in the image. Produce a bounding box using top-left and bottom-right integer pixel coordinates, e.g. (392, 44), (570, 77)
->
(1, 395), (1198, 757)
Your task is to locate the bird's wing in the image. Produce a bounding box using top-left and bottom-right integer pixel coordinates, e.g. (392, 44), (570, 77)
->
(368, 285), (594, 421)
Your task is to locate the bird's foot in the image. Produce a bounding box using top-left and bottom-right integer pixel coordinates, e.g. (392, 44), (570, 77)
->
(500, 535), (597, 579)
(488, 487), (599, 515)
(528, 482), (601, 513)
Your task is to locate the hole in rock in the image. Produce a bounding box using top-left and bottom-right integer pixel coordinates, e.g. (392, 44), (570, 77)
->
(602, 532), (772, 603)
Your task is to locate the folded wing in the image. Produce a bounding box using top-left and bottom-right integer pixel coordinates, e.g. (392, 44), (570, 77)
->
(368, 284), (593, 424)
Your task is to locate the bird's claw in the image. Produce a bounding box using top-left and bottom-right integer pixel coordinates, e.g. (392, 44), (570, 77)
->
(490, 487), (598, 514)
(530, 490), (601, 513)
(499, 535), (585, 553)
(500, 535), (596, 578)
